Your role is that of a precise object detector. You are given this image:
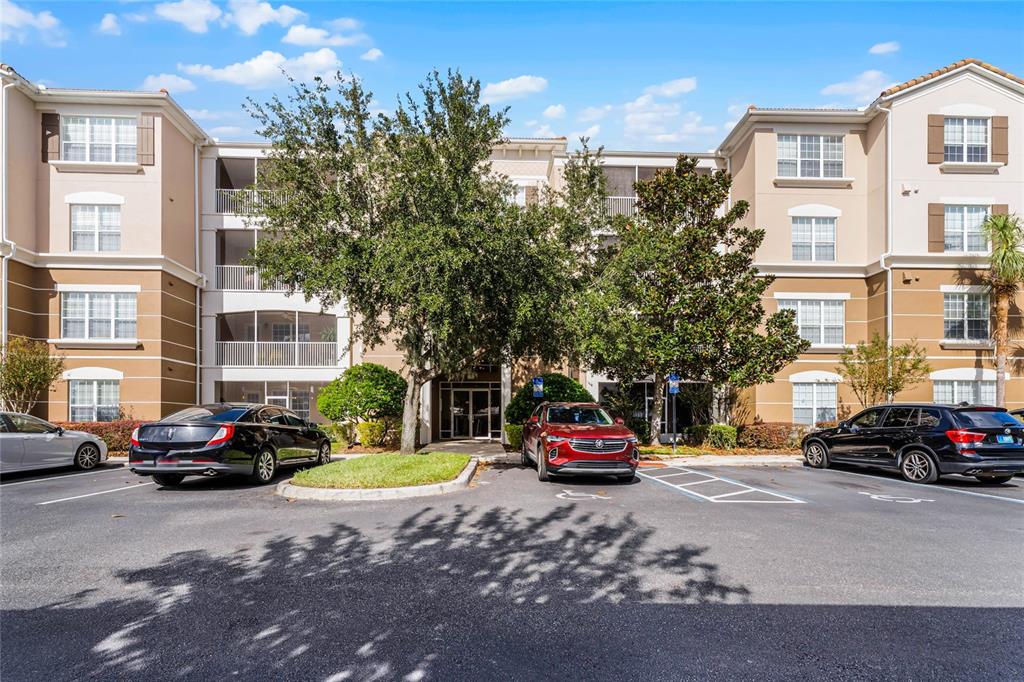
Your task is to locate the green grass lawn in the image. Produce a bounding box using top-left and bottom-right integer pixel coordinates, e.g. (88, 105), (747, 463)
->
(291, 452), (472, 489)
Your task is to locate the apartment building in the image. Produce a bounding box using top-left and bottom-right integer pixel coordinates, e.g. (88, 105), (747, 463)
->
(1, 58), (1020, 438)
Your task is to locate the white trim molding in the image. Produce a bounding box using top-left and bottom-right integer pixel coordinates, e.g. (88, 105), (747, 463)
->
(49, 160), (143, 175)
(64, 191), (125, 205)
(789, 370), (843, 384)
(49, 338), (140, 349)
(930, 367), (1008, 382)
(56, 283), (141, 293)
(939, 284), (989, 294)
(62, 366), (124, 381)
(940, 196), (995, 205)
(773, 291), (852, 301)
(938, 103), (997, 117)
(774, 176), (854, 189)
(787, 203), (843, 218)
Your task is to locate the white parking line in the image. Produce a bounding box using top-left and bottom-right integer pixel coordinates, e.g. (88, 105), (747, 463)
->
(827, 468), (1024, 506)
(638, 466), (806, 504)
(36, 482), (154, 506)
(0, 466), (124, 488)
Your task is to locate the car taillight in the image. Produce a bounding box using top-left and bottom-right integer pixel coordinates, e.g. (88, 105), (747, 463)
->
(946, 429), (986, 445)
(206, 424), (235, 447)
(130, 427), (140, 447)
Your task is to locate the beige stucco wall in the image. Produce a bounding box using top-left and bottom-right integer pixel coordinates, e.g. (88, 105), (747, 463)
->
(160, 115), (198, 268)
(4, 87), (38, 252)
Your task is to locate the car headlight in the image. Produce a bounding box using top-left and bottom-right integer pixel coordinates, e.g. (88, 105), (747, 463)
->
(625, 436), (637, 443)
(545, 435), (569, 443)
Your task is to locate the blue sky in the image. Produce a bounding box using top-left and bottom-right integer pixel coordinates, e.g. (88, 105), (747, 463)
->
(2, 1), (1022, 150)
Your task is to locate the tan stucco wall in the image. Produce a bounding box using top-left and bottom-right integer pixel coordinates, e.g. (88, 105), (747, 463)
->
(4, 87), (38, 252)
(160, 115), (198, 267)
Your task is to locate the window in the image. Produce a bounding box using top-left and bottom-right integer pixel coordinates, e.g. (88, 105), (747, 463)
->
(778, 299), (845, 345)
(777, 134), (843, 178)
(69, 379), (120, 421)
(933, 380), (996, 405)
(793, 383), (837, 425)
(943, 293), (989, 341)
(851, 408), (885, 428)
(9, 413), (57, 434)
(943, 117), (988, 163)
(271, 324), (293, 342)
(791, 217), (836, 261)
(944, 205), (989, 253)
(881, 407), (918, 428)
(61, 292), (137, 340)
(71, 205), (121, 252)
(61, 116), (137, 163)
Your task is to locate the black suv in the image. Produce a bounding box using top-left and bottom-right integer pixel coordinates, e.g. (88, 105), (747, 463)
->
(802, 404), (1024, 484)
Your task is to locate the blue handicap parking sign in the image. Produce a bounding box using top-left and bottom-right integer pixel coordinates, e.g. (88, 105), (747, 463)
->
(668, 373), (680, 394)
(532, 377), (544, 397)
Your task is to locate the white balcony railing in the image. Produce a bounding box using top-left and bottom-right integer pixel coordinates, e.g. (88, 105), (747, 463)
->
(606, 196), (637, 217)
(216, 188), (276, 214)
(216, 341), (338, 367)
(215, 265), (285, 291)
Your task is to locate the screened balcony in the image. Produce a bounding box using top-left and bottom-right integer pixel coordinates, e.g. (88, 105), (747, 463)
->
(215, 157), (278, 214)
(214, 230), (284, 291)
(602, 164), (710, 217)
(215, 311), (338, 367)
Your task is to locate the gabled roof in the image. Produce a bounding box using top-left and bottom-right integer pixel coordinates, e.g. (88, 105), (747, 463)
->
(878, 58), (1024, 98)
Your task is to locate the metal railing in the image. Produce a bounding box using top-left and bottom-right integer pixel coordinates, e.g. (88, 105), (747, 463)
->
(216, 341), (337, 367)
(216, 189), (275, 214)
(214, 265), (285, 291)
(606, 196), (637, 217)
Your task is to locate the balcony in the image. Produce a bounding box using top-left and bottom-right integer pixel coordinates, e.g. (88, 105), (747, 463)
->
(215, 265), (285, 291)
(606, 196), (637, 217)
(216, 188), (276, 215)
(216, 341), (338, 367)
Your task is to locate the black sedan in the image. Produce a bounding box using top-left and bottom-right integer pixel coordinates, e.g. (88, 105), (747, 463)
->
(802, 403), (1024, 484)
(129, 403), (332, 487)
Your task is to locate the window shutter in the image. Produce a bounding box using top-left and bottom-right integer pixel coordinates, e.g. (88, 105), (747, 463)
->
(137, 113), (155, 166)
(927, 114), (944, 164)
(524, 185), (538, 206)
(992, 204), (1009, 217)
(41, 112), (60, 162)
(927, 203), (945, 252)
(991, 116), (1008, 165)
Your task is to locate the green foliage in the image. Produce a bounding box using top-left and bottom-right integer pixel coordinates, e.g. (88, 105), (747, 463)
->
(837, 333), (930, 408)
(736, 422), (793, 450)
(317, 363), (407, 423)
(598, 383), (651, 443)
(355, 419), (400, 447)
(682, 424), (737, 450)
(0, 336), (65, 414)
(323, 422), (354, 446)
(54, 420), (144, 453)
(291, 452), (470, 489)
(503, 424), (523, 450)
(981, 212), (1024, 406)
(504, 373), (595, 424)
(245, 72), (606, 453)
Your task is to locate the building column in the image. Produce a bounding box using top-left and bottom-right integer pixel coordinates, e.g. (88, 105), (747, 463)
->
(500, 364), (512, 444)
(419, 380), (432, 444)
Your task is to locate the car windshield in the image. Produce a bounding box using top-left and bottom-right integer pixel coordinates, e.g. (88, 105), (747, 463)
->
(956, 409), (1023, 429)
(546, 406), (613, 425)
(160, 406), (250, 423)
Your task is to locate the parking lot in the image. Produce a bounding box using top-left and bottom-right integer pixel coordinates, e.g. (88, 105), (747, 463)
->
(2, 459), (1022, 680)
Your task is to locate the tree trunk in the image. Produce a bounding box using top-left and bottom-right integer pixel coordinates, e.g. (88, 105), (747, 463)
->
(648, 373), (665, 446)
(711, 383), (731, 425)
(400, 374), (422, 455)
(995, 292), (1009, 407)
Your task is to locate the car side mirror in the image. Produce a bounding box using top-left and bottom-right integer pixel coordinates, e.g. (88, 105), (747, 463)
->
(528, 415), (540, 424)
(55, 426), (65, 436)
(838, 421), (849, 430)
(614, 417), (625, 425)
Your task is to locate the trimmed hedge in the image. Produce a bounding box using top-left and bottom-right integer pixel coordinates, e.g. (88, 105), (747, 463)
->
(736, 422), (791, 449)
(355, 419), (401, 447)
(504, 373), (594, 424)
(53, 419), (144, 452)
(680, 423), (737, 450)
(504, 424), (523, 450)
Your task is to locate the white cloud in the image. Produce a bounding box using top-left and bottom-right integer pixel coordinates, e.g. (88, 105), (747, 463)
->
(186, 108), (237, 121)
(569, 124), (600, 140)
(1, 0), (65, 47)
(282, 23), (368, 46)
(869, 41), (900, 55)
(360, 47), (383, 62)
(532, 123), (556, 137)
(180, 48), (341, 89)
(98, 13), (121, 36)
(643, 76), (697, 98)
(125, 13), (148, 23)
(578, 104), (613, 122)
(821, 69), (895, 104)
(481, 75), (548, 104)
(141, 73), (196, 92)
(542, 104), (565, 120)
(155, 0), (222, 33)
(623, 94), (715, 142)
(327, 17), (361, 31)
(210, 125), (247, 138)
(224, 0), (303, 35)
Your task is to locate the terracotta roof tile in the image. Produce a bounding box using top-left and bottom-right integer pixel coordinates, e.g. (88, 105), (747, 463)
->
(880, 58), (1024, 97)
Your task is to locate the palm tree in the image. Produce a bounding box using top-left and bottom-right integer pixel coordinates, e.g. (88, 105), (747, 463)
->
(981, 212), (1024, 407)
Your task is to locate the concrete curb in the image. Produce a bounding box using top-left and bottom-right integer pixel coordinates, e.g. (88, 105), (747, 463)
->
(644, 455), (802, 467)
(274, 458), (479, 502)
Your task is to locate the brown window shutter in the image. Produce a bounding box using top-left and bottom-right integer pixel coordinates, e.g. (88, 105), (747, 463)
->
(927, 114), (944, 164)
(524, 185), (538, 206)
(41, 112), (60, 162)
(992, 204), (1009, 217)
(137, 113), (155, 165)
(927, 203), (945, 252)
(991, 116), (1008, 165)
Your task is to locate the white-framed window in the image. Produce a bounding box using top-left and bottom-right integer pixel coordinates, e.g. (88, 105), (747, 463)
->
(71, 204), (121, 252)
(69, 379), (120, 422)
(943, 117), (988, 163)
(791, 217), (836, 261)
(777, 134), (843, 178)
(933, 379), (996, 405)
(61, 292), (137, 340)
(271, 324), (292, 342)
(61, 116), (137, 163)
(944, 205), (989, 253)
(793, 383), (837, 425)
(778, 299), (845, 345)
(943, 292), (989, 341)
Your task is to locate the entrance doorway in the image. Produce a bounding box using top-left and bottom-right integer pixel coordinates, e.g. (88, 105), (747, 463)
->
(440, 382), (501, 440)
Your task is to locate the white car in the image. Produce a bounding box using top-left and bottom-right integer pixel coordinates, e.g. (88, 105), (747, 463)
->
(0, 412), (108, 473)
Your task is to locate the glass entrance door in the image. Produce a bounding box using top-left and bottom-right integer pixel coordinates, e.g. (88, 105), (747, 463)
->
(450, 388), (494, 439)
(452, 390), (471, 438)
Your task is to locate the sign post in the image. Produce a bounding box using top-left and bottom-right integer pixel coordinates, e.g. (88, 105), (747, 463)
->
(668, 374), (680, 455)
(532, 377), (544, 398)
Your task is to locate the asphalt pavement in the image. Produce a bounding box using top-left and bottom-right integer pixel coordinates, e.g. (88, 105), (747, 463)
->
(1, 459), (1022, 681)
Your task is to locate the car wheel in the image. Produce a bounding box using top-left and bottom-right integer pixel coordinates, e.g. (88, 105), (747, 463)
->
(316, 441), (332, 466)
(250, 449), (277, 484)
(536, 446), (549, 482)
(73, 443), (101, 470)
(900, 450), (938, 484)
(152, 473), (185, 487)
(804, 441), (829, 469)
(975, 474), (1013, 485)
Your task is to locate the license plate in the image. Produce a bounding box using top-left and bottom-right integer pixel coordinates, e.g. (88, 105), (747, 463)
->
(997, 434), (1014, 444)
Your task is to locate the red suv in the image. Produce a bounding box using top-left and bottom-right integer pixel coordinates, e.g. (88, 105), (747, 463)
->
(522, 402), (640, 482)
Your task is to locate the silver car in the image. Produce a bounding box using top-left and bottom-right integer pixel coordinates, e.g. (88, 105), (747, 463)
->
(0, 412), (108, 473)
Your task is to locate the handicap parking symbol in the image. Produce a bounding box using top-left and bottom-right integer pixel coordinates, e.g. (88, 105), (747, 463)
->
(556, 489), (610, 501)
(858, 491), (934, 504)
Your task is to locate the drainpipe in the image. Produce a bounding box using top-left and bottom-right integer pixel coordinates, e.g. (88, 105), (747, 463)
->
(194, 143), (201, 404)
(877, 102), (894, 349)
(1, 80), (19, 349)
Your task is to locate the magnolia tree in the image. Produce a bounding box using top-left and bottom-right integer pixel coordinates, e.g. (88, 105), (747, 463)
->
(577, 156), (808, 443)
(245, 71), (605, 453)
(0, 336), (64, 413)
(837, 333), (931, 408)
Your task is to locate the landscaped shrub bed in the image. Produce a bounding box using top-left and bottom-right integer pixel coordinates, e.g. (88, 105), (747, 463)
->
(291, 452), (471, 489)
(52, 419), (144, 453)
(679, 424), (737, 449)
(737, 422), (792, 449)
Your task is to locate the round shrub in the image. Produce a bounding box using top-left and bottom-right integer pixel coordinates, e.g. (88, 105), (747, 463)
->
(705, 424), (737, 450)
(318, 363), (407, 423)
(355, 419), (401, 447)
(736, 422), (792, 449)
(504, 423), (524, 450)
(504, 373), (594, 424)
